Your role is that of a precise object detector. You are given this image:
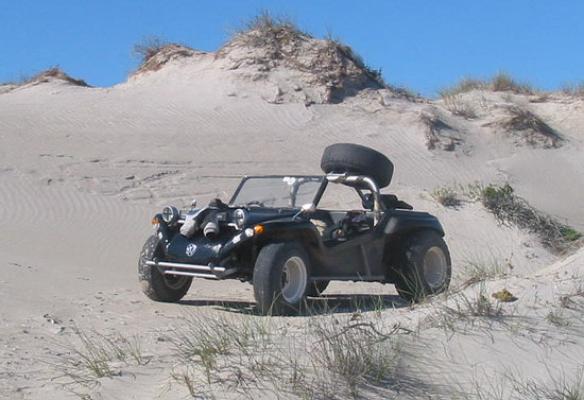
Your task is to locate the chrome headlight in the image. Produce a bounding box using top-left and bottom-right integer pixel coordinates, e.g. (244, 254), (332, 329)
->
(161, 206), (179, 225)
(233, 208), (246, 229)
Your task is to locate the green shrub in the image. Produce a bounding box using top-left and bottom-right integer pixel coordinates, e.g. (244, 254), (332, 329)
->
(480, 184), (581, 253)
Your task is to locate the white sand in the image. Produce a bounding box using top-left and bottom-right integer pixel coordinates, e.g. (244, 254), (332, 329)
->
(1, 37), (583, 399)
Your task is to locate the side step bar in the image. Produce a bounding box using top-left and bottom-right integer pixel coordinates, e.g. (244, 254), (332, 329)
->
(145, 260), (234, 280)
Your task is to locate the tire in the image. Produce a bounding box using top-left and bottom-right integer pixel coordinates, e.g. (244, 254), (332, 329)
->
(253, 242), (310, 315)
(394, 231), (451, 302)
(138, 235), (192, 302)
(321, 143), (394, 188)
(306, 280), (330, 297)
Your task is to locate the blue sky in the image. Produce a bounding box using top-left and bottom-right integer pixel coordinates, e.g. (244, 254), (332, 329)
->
(1, 1), (583, 96)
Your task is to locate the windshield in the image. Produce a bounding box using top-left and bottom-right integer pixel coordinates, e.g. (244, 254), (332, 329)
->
(230, 176), (324, 208)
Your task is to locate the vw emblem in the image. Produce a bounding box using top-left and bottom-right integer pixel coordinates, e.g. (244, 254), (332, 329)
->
(185, 243), (197, 257)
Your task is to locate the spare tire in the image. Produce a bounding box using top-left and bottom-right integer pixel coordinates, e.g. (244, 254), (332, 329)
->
(321, 143), (394, 188)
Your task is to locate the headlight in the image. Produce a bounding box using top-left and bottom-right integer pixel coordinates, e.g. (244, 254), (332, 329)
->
(234, 208), (246, 229)
(161, 206), (179, 225)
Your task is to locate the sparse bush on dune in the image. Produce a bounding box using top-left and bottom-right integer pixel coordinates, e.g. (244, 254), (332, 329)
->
(439, 72), (535, 98)
(439, 78), (485, 98)
(479, 183), (581, 253)
(562, 82), (584, 98)
(498, 105), (563, 148)
(510, 366), (584, 400)
(164, 311), (421, 399)
(490, 72), (534, 94)
(51, 329), (147, 389)
(459, 257), (510, 289)
(133, 36), (171, 63)
(428, 183), (581, 254)
(432, 186), (462, 208)
(235, 10), (310, 52)
(218, 11), (397, 103)
(421, 113), (463, 151)
(442, 94), (478, 119)
(25, 67), (89, 87)
(133, 37), (197, 74)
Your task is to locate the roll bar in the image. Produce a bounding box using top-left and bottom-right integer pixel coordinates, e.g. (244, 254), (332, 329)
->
(325, 173), (384, 224)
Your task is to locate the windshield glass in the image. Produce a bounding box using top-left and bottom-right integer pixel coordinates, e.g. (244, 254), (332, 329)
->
(230, 176), (324, 208)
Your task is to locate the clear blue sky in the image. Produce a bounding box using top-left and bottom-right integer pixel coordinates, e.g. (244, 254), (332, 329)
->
(1, 1), (583, 96)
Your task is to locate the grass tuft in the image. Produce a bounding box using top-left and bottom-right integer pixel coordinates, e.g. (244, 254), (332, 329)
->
(133, 37), (195, 74)
(26, 67), (89, 87)
(165, 311), (419, 399)
(432, 186), (462, 208)
(51, 329), (146, 389)
(500, 105), (563, 148)
(421, 113), (462, 151)
(479, 183), (581, 253)
(439, 72), (535, 97)
(562, 82), (584, 98)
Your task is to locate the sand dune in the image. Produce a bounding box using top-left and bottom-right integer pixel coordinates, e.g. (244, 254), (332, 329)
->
(1, 24), (583, 399)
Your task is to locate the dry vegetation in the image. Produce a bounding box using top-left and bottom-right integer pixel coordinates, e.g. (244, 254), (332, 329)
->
(439, 73), (536, 98)
(164, 312), (422, 399)
(421, 113), (463, 151)
(432, 182), (582, 254)
(480, 184), (581, 253)
(50, 328), (148, 389)
(498, 105), (563, 148)
(431, 186), (462, 208)
(133, 37), (197, 74)
(24, 67), (89, 87)
(562, 82), (584, 97)
(51, 311), (427, 399)
(442, 94), (478, 119)
(217, 11), (392, 103)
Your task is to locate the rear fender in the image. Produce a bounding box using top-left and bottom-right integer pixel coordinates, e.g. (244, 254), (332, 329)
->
(382, 210), (445, 237)
(381, 210), (445, 283)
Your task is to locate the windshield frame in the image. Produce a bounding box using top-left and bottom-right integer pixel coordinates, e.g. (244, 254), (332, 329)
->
(229, 175), (326, 208)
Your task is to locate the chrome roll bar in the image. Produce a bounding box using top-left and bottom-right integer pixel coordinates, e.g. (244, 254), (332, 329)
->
(325, 173), (383, 224)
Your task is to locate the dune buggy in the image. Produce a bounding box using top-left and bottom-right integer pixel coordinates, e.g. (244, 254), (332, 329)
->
(139, 143), (451, 315)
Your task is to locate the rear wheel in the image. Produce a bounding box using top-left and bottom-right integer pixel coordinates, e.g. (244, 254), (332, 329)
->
(253, 242), (310, 315)
(138, 235), (192, 302)
(394, 231), (451, 302)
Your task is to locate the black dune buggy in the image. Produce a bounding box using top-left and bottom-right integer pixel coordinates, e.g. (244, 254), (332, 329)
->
(139, 143), (451, 315)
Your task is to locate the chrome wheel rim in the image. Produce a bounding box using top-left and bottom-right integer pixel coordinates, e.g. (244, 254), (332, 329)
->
(423, 246), (448, 290)
(280, 256), (308, 303)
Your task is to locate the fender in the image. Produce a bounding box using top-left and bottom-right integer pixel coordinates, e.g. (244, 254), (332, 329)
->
(258, 218), (322, 245)
(382, 209), (445, 237)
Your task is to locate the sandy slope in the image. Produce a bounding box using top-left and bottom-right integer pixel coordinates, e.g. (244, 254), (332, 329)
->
(1, 39), (583, 399)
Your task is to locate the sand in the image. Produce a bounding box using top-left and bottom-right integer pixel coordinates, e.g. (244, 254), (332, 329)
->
(1, 32), (583, 399)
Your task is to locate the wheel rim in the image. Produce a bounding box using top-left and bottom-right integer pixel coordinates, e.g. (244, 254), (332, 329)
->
(423, 246), (448, 290)
(280, 256), (308, 303)
(164, 273), (189, 290)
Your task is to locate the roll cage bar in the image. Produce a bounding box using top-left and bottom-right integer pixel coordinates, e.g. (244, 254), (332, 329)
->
(230, 173), (384, 225)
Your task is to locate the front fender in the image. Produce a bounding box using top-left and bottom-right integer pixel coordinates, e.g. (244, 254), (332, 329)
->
(257, 218), (322, 245)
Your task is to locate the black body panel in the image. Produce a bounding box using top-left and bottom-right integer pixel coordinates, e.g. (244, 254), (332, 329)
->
(153, 187), (446, 283)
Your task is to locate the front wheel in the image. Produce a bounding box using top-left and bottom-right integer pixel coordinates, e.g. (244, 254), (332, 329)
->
(138, 235), (192, 302)
(253, 242), (310, 315)
(394, 231), (451, 302)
